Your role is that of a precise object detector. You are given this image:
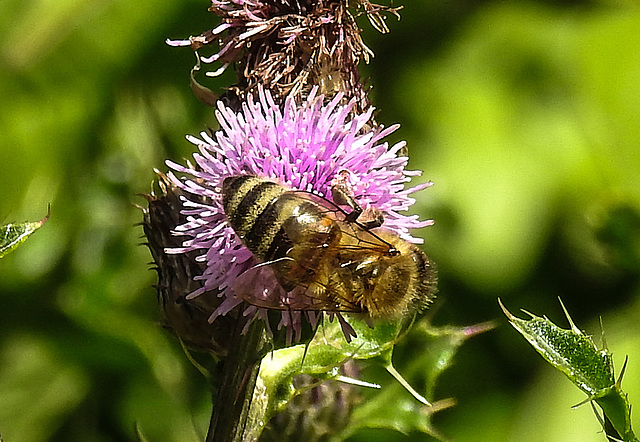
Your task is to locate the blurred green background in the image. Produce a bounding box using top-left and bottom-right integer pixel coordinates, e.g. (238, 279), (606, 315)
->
(1, 1), (639, 441)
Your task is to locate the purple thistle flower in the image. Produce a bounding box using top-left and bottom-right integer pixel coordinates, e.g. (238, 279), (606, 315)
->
(166, 86), (432, 340)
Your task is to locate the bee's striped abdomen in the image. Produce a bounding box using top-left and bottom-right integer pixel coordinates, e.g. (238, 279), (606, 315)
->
(222, 176), (334, 261)
(222, 175), (285, 244)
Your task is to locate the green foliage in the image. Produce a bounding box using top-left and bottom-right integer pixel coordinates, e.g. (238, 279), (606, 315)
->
(502, 300), (637, 441)
(338, 321), (493, 440)
(255, 316), (490, 441)
(1, 1), (639, 441)
(252, 317), (405, 440)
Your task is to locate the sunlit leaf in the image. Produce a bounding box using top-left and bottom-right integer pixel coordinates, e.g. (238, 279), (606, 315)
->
(501, 299), (638, 442)
(253, 315), (493, 441)
(341, 320), (494, 440)
(0, 206), (50, 258)
(248, 315), (403, 440)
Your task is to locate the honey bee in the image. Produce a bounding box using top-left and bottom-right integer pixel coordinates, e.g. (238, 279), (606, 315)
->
(221, 175), (437, 321)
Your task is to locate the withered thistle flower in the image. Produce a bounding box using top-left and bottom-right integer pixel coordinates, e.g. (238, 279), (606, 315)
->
(167, 0), (402, 110)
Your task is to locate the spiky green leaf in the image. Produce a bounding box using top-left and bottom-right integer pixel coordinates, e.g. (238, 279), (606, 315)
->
(501, 299), (637, 441)
(0, 207), (50, 258)
(339, 321), (493, 440)
(254, 315), (492, 441)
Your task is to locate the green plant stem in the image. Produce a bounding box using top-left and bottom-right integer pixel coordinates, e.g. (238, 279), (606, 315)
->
(207, 320), (270, 442)
(597, 390), (637, 442)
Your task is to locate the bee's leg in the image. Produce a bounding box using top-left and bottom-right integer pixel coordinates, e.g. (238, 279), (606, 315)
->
(331, 172), (384, 229)
(357, 207), (384, 230)
(331, 181), (361, 217)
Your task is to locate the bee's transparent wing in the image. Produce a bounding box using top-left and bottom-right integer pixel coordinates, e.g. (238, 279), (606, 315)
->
(232, 262), (361, 312)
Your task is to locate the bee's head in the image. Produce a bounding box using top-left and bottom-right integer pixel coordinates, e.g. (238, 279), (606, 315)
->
(363, 231), (437, 319)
